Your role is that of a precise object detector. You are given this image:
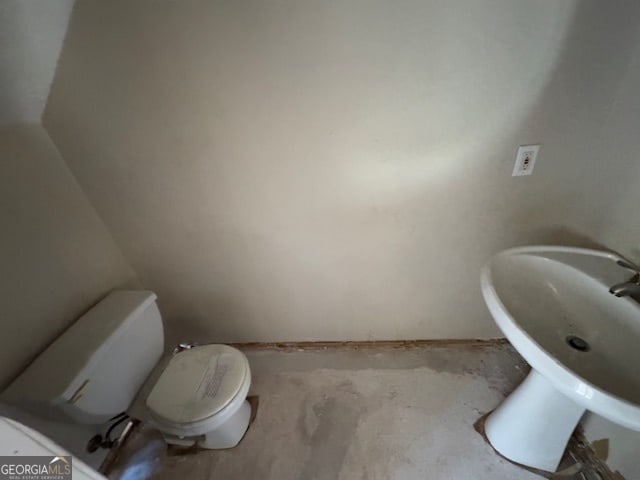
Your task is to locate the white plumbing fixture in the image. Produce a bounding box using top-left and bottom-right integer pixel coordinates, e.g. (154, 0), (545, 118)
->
(1, 291), (252, 450)
(481, 246), (640, 472)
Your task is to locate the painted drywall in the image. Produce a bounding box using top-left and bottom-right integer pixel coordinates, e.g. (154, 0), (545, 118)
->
(0, 0), (74, 124)
(40, 0), (640, 473)
(575, 23), (640, 480)
(44, 0), (640, 346)
(0, 124), (137, 389)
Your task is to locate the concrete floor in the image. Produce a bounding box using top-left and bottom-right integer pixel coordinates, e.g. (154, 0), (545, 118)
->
(111, 343), (563, 480)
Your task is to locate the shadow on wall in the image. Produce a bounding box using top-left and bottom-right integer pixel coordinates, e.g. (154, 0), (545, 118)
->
(534, 0), (640, 237)
(518, 227), (636, 264)
(477, 0), (640, 259)
(523, 226), (608, 251)
(41, 0), (640, 344)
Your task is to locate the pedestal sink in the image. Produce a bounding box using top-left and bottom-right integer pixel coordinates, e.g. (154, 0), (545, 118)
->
(481, 246), (640, 472)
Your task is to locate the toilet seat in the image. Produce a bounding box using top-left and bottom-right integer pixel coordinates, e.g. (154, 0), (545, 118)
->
(145, 344), (250, 436)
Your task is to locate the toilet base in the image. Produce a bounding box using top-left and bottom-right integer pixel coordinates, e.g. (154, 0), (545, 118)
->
(161, 400), (252, 450)
(485, 370), (585, 472)
(198, 399), (252, 449)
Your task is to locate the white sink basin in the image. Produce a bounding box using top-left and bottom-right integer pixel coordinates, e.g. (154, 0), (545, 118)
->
(481, 246), (640, 472)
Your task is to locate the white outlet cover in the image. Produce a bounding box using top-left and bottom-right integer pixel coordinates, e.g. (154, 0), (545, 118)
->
(512, 145), (540, 176)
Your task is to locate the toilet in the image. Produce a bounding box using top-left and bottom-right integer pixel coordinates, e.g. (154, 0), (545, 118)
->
(1, 290), (252, 449)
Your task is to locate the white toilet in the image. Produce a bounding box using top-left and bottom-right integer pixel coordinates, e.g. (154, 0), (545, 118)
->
(1, 290), (252, 449)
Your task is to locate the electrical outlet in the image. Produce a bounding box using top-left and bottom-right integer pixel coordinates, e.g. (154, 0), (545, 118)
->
(512, 145), (540, 176)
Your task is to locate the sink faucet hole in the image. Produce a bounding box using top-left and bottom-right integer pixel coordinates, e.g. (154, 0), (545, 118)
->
(566, 335), (590, 352)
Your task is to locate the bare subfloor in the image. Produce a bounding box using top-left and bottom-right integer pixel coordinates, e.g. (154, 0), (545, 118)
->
(107, 344), (599, 480)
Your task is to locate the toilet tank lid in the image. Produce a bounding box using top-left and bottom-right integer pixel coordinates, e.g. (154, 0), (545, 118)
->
(2, 290), (158, 405)
(146, 345), (249, 425)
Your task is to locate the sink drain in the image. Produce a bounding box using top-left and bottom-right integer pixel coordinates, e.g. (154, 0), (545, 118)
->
(566, 335), (590, 352)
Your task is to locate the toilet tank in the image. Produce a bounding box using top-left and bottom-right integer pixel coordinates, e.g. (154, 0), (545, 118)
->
(2, 290), (164, 425)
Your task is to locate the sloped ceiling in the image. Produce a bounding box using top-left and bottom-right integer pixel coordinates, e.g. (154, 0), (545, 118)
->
(0, 0), (74, 124)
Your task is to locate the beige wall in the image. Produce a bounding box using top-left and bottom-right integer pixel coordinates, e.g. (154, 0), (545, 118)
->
(0, 124), (137, 389)
(0, 0), (75, 124)
(44, 0), (640, 344)
(575, 19), (640, 479)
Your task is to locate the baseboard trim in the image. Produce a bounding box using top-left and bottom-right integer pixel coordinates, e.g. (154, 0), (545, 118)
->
(230, 338), (509, 351)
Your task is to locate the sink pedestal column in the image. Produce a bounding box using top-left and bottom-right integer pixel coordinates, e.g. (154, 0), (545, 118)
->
(485, 369), (585, 472)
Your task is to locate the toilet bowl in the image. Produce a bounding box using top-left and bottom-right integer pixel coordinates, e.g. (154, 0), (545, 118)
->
(1, 290), (252, 450)
(145, 344), (252, 448)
